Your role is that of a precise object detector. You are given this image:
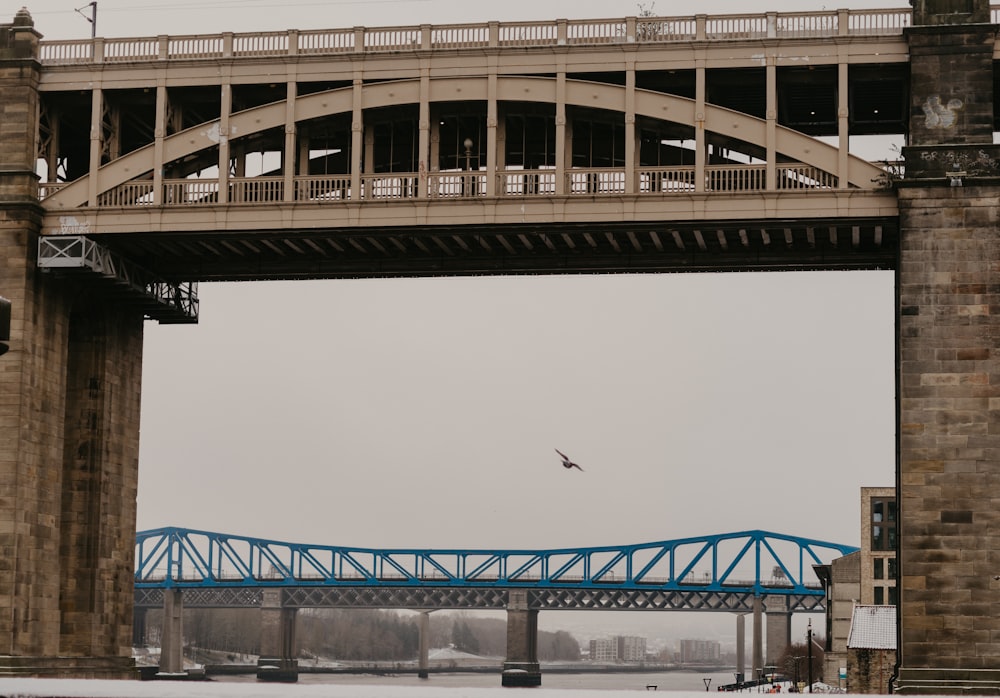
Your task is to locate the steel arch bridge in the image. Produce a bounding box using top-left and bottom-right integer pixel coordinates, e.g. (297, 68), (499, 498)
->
(133, 527), (856, 612)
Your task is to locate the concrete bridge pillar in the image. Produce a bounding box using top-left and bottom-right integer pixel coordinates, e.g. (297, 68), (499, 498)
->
(764, 596), (791, 669)
(894, 0), (1000, 692)
(158, 590), (184, 675)
(256, 589), (298, 682)
(132, 607), (148, 649)
(752, 595), (764, 680)
(417, 611), (430, 679)
(735, 613), (746, 684)
(501, 590), (541, 687)
(0, 9), (141, 679)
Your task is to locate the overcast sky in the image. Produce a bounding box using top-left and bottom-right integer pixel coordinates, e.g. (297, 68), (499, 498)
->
(10, 0), (903, 642)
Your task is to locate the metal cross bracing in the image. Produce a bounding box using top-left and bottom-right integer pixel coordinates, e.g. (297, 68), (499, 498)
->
(134, 584), (825, 613)
(37, 235), (198, 323)
(134, 527), (857, 613)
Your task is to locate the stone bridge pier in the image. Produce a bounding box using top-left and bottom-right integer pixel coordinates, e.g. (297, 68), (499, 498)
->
(894, 0), (1000, 692)
(256, 590), (299, 682)
(502, 590), (541, 687)
(764, 596), (792, 670)
(0, 11), (141, 678)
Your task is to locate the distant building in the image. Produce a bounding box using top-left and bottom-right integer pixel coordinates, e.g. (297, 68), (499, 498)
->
(589, 638), (617, 662)
(618, 635), (646, 662)
(814, 550), (859, 689)
(861, 487), (897, 606)
(815, 486), (897, 693)
(588, 636), (647, 662)
(680, 639), (721, 664)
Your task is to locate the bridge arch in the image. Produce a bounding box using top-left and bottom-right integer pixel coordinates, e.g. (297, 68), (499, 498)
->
(42, 75), (884, 210)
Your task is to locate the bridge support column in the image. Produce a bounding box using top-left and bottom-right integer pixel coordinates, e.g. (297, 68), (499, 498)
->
(752, 596), (763, 681)
(735, 614), (746, 684)
(764, 596), (791, 670)
(257, 589), (298, 682)
(894, 0), (1000, 693)
(159, 590), (184, 676)
(501, 590), (540, 687)
(0, 10), (140, 679)
(132, 607), (148, 649)
(417, 611), (430, 679)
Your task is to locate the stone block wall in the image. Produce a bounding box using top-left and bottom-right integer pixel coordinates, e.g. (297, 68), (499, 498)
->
(896, 184), (1000, 687)
(0, 9), (143, 676)
(849, 648), (898, 694)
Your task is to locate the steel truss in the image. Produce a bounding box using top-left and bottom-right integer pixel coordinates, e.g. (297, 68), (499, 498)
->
(37, 235), (198, 324)
(134, 585), (826, 613)
(134, 527), (857, 601)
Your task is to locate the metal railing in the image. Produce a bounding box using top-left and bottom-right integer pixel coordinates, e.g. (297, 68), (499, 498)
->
(38, 7), (918, 65)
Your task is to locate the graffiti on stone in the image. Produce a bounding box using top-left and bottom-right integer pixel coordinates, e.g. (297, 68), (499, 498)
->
(57, 216), (92, 235)
(918, 148), (1000, 177)
(922, 96), (963, 129)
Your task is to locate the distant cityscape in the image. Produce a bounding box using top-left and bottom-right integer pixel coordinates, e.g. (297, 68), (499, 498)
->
(585, 635), (730, 667)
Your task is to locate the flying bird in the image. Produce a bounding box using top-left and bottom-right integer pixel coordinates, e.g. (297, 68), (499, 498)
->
(555, 449), (583, 471)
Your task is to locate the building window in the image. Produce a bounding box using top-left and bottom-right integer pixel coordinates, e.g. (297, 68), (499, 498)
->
(874, 558), (884, 580)
(888, 558), (898, 580)
(874, 586), (884, 605)
(871, 497), (897, 551)
(888, 587), (898, 605)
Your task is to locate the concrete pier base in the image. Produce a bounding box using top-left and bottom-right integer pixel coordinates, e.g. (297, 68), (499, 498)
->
(256, 658), (299, 682)
(0, 656), (136, 679)
(501, 662), (542, 687)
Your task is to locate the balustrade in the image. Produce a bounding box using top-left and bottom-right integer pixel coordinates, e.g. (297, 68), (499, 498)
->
(360, 173), (421, 200)
(498, 170), (557, 196)
(42, 162), (851, 207)
(37, 7), (921, 64)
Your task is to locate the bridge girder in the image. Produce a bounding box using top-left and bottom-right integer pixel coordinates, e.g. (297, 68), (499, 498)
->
(134, 585), (826, 613)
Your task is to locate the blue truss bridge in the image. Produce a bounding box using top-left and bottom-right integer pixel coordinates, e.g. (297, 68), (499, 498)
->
(134, 527), (857, 613)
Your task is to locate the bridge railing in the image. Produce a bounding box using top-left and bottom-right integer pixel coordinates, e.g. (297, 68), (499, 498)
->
(55, 161), (847, 207)
(427, 172), (488, 198)
(38, 8), (918, 65)
(497, 170), (558, 196)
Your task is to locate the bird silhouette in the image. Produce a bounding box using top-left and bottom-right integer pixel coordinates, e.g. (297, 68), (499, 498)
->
(555, 449), (583, 471)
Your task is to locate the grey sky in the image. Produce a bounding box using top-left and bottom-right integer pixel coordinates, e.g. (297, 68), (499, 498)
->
(13, 0), (902, 642)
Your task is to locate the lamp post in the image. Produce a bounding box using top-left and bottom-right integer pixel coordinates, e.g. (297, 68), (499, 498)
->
(463, 137), (473, 196)
(807, 619), (813, 693)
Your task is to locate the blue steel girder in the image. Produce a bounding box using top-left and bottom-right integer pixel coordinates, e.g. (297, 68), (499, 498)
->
(133, 585), (828, 612)
(134, 527), (856, 599)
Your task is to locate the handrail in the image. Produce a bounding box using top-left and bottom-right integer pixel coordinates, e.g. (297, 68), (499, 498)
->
(39, 161), (858, 207)
(37, 7), (917, 66)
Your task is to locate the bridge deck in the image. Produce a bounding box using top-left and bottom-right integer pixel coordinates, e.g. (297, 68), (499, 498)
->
(34, 6), (906, 285)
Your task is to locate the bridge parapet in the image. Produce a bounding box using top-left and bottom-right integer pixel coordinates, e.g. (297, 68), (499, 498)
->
(36, 8), (916, 65)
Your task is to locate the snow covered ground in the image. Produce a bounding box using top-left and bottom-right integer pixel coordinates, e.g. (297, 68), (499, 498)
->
(0, 678), (706, 698)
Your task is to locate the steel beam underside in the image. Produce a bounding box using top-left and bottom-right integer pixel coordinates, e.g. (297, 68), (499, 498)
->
(88, 217), (897, 282)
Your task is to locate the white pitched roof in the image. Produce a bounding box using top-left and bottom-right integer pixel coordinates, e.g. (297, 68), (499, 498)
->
(847, 604), (897, 650)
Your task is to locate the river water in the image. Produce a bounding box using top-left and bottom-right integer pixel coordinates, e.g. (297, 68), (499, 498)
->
(214, 669), (743, 692)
